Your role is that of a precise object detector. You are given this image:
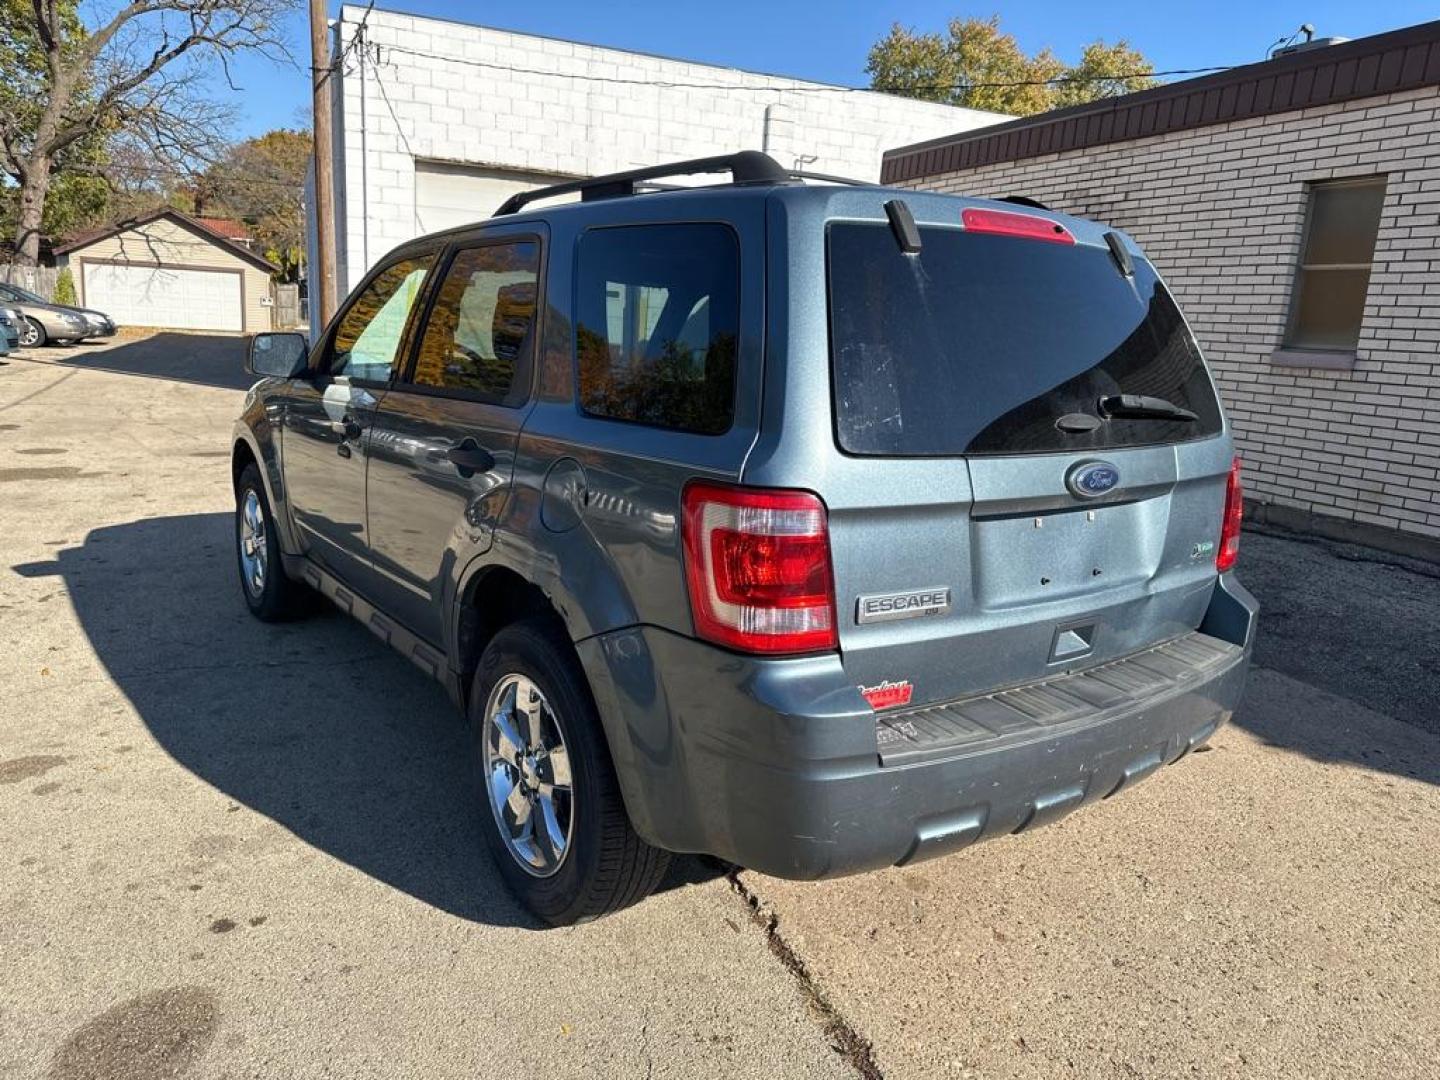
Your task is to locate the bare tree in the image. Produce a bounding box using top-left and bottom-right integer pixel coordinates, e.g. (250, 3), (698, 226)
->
(0, 0), (288, 266)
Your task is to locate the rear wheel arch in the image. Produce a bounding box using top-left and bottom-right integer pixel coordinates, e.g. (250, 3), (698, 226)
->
(455, 565), (574, 708)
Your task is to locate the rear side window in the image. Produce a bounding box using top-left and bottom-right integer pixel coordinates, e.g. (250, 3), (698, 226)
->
(412, 241), (540, 405)
(828, 223), (1223, 456)
(575, 223), (738, 435)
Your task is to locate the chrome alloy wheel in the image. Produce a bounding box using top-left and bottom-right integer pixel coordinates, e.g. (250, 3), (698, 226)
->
(482, 674), (574, 877)
(19, 319), (41, 347)
(239, 489), (268, 597)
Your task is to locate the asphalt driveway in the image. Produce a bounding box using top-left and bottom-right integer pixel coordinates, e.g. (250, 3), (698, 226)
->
(2, 341), (1437, 1079)
(24, 331), (256, 391)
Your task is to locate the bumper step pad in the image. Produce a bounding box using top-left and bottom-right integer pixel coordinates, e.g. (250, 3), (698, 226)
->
(875, 632), (1242, 766)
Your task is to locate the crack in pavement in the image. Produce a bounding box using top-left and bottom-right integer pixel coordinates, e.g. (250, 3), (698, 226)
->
(0, 367), (79, 413)
(726, 868), (884, 1080)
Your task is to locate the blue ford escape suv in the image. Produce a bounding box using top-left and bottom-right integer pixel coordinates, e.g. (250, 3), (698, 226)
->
(233, 152), (1257, 925)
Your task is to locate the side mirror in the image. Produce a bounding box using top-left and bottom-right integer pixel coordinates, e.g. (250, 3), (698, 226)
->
(248, 332), (309, 378)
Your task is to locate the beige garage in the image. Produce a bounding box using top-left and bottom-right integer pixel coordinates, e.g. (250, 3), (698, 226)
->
(55, 209), (278, 333)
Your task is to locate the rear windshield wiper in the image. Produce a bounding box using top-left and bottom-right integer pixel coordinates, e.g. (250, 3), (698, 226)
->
(1098, 394), (1197, 423)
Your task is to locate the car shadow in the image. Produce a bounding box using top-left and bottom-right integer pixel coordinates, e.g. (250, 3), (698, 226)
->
(12, 512), (722, 928)
(50, 332), (255, 391)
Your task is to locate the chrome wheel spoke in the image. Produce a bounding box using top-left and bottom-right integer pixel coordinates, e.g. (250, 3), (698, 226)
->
(533, 795), (565, 868)
(515, 680), (545, 749)
(539, 745), (571, 795)
(503, 778), (533, 834)
(491, 714), (523, 769)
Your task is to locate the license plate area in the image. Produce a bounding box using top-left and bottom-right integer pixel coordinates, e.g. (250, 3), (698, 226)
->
(970, 499), (1166, 609)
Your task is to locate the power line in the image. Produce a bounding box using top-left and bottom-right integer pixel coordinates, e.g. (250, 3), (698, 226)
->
(84, 162), (302, 192)
(365, 40), (1232, 96)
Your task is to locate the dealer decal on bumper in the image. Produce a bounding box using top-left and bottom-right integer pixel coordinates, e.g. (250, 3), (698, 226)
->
(860, 680), (914, 710)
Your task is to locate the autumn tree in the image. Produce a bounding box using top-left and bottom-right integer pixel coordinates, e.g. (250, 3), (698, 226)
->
(0, 0), (287, 267)
(202, 128), (310, 281)
(867, 16), (1157, 116)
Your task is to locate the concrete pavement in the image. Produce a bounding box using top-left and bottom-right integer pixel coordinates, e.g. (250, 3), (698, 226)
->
(2, 340), (1437, 1079)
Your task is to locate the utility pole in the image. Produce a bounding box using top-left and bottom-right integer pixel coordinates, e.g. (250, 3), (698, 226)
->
(309, 0), (339, 328)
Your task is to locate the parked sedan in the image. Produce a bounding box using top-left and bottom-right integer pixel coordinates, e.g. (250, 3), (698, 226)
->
(0, 283), (114, 346)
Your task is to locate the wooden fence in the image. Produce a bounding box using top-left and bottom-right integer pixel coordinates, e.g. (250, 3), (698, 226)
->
(0, 265), (61, 300)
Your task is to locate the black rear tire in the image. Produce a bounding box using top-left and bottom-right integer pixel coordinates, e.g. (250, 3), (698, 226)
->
(235, 463), (308, 621)
(470, 619), (670, 925)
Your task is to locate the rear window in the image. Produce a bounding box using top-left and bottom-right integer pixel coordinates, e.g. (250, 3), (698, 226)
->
(828, 223), (1223, 456)
(575, 223), (739, 435)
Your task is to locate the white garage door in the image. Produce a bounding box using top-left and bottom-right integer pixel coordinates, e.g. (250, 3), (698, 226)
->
(84, 263), (243, 332)
(414, 161), (575, 233)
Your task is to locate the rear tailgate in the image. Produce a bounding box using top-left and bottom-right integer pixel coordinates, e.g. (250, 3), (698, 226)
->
(822, 206), (1233, 709)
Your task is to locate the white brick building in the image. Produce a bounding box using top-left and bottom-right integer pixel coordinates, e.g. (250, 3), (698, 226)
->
(884, 22), (1440, 558)
(318, 5), (1001, 295)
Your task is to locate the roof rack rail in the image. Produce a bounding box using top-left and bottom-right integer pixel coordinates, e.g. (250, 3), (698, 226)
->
(786, 169), (867, 186)
(492, 151), (790, 216)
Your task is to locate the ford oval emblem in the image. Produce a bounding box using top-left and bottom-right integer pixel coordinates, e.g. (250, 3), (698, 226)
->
(1067, 460), (1121, 499)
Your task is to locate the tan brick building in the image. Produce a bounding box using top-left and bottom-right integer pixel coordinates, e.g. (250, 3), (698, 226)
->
(883, 21), (1440, 559)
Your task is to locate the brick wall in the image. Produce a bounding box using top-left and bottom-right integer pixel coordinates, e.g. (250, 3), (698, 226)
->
(328, 5), (1001, 291)
(899, 86), (1440, 546)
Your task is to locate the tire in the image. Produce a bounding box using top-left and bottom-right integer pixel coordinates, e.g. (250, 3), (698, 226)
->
(470, 619), (670, 925)
(235, 463), (308, 621)
(19, 318), (45, 348)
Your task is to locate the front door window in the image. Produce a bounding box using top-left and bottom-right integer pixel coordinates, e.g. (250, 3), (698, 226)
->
(330, 256), (433, 382)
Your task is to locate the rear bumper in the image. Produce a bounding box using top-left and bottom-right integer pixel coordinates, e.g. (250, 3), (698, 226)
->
(578, 575), (1258, 880)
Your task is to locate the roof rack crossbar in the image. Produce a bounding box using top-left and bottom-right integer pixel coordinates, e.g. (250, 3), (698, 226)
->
(492, 151), (790, 216)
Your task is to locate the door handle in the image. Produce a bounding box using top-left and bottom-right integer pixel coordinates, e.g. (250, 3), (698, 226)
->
(329, 415), (363, 441)
(447, 439), (495, 477)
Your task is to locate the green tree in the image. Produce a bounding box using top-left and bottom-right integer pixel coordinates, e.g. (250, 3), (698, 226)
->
(0, 0), (287, 267)
(867, 15), (1157, 117)
(52, 265), (76, 305)
(1051, 40), (1159, 109)
(201, 129), (310, 282)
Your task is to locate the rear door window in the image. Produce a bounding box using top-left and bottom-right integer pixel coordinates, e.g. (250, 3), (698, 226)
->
(827, 223), (1222, 456)
(411, 240), (540, 405)
(575, 223), (739, 435)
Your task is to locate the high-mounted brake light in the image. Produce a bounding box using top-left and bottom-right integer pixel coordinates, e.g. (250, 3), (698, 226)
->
(961, 207), (1075, 245)
(682, 482), (838, 654)
(1217, 456), (1243, 572)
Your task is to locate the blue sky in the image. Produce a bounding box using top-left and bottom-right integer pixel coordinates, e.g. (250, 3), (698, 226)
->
(220, 1), (1437, 140)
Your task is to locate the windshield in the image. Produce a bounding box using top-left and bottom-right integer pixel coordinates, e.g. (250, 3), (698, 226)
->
(0, 284), (45, 304)
(827, 223), (1223, 457)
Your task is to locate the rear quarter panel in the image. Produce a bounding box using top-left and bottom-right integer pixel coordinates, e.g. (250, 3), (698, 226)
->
(456, 190), (772, 646)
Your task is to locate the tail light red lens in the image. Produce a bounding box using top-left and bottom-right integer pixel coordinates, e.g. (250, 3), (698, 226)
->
(1217, 456), (1243, 572)
(961, 206), (1075, 245)
(681, 482), (838, 654)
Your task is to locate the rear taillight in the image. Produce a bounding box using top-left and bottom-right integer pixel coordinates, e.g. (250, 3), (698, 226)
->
(1217, 456), (1243, 572)
(961, 207), (1075, 245)
(681, 482), (838, 654)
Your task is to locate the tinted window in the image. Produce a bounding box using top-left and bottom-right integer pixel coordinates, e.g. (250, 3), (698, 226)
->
(411, 241), (539, 404)
(575, 223), (738, 435)
(828, 223), (1222, 457)
(331, 256), (433, 382)
(1, 284), (43, 303)
(1286, 177), (1385, 352)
